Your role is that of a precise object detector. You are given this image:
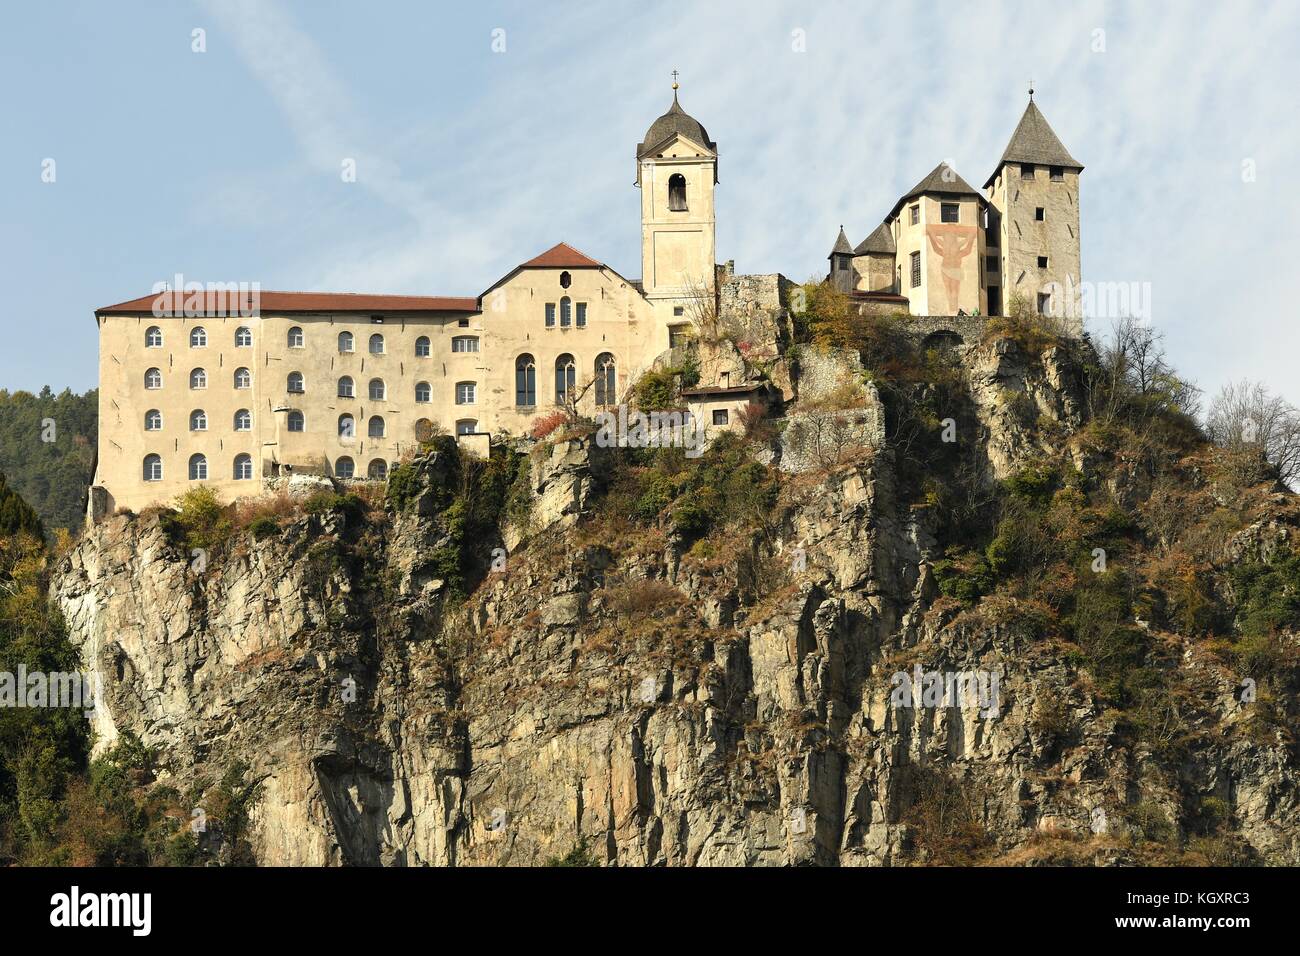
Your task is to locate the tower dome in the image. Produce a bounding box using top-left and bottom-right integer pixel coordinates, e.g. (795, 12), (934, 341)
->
(637, 89), (716, 159)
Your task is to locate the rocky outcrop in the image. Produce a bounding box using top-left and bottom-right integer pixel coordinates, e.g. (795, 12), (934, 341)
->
(50, 337), (1300, 867)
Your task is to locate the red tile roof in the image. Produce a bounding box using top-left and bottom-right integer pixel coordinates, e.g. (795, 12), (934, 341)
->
(518, 242), (604, 269)
(96, 290), (479, 316)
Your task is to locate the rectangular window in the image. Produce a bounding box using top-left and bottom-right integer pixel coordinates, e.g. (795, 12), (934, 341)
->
(837, 258), (849, 270)
(1050, 166), (1064, 181)
(545, 303), (556, 328)
(455, 382), (476, 405)
(941, 203), (959, 223)
(1021, 163), (1035, 179)
(668, 325), (689, 349)
(910, 251), (921, 288)
(576, 303), (587, 327)
(560, 299), (572, 328)
(1037, 292), (1051, 314)
(673, 306), (684, 316)
(1037, 255), (1049, 269)
(1035, 207), (1045, 221)
(451, 336), (479, 352)
(457, 317), (469, 328)
(909, 205), (919, 226)
(985, 255), (999, 272)
(712, 409), (729, 426)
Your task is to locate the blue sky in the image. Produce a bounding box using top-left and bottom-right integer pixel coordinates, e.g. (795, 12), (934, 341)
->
(2, 0), (1297, 403)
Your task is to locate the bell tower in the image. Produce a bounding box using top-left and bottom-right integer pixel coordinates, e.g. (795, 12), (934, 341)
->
(636, 75), (717, 339)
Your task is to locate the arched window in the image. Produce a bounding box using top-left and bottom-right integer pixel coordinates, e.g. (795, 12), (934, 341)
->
(451, 336), (478, 353)
(415, 336), (431, 357)
(190, 409), (207, 431)
(368, 378), (385, 401)
(414, 419), (435, 442)
(515, 353), (536, 406)
(190, 368), (207, 389)
(595, 352), (616, 406)
(367, 459), (388, 480)
(455, 382), (476, 405)
(338, 331), (354, 352)
(288, 326), (304, 348)
(334, 456), (355, 479)
(338, 414), (355, 439)
(233, 367), (251, 389)
(235, 326), (253, 347)
(145, 409), (162, 431)
(234, 409), (252, 431)
(337, 376), (354, 398)
(560, 297), (572, 328)
(369, 333), (384, 354)
(233, 454), (254, 480)
(415, 381), (431, 403)
(190, 326), (207, 348)
(455, 419), (478, 436)
(287, 371), (304, 394)
(560, 271), (572, 289)
(287, 410), (305, 432)
(145, 368), (162, 389)
(145, 327), (163, 348)
(188, 454), (208, 481)
(368, 415), (385, 438)
(668, 173), (687, 211)
(555, 353), (576, 404)
(143, 454), (163, 481)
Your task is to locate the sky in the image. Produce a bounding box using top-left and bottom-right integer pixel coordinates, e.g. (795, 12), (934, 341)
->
(1, 0), (1297, 404)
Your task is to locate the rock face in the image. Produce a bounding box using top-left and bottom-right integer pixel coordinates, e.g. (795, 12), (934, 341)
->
(51, 338), (1300, 867)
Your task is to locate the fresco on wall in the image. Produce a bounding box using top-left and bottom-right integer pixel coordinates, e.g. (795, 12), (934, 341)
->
(925, 223), (978, 312)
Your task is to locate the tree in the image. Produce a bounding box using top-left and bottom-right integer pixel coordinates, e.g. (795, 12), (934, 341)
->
(1205, 380), (1300, 489)
(0, 472), (43, 540)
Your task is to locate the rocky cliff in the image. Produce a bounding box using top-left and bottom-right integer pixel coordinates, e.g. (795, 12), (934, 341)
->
(52, 330), (1300, 865)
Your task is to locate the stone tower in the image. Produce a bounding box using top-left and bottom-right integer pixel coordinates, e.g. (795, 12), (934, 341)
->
(984, 92), (1083, 330)
(636, 82), (717, 340)
(828, 226), (854, 293)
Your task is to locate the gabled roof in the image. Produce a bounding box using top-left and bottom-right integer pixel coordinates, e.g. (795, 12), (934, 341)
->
(96, 290), (479, 316)
(888, 162), (982, 220)
(519, 242), (604, 269)
(984, 99), (1082, 187)
(854, 222), (895, 256)
(828, 226), (853, 259)
(481, 242), (637, 299)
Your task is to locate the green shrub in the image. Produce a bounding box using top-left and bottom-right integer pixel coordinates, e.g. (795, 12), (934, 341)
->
(163, 486), (233, 552)
(247, 515), (280, 541)
(545, 836), (600, 867)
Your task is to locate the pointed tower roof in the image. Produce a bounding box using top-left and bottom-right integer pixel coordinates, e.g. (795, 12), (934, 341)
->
(888, 162), (981, 220)
(853, 221), (895, 256)
(828, 225), (852, 259)
(984, 98), (1082, 187)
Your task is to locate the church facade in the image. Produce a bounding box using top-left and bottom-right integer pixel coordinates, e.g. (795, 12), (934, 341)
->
(90, 88), (1081, 516)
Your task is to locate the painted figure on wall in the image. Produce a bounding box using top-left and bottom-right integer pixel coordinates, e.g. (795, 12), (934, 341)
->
(926, 223), (978, 312)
